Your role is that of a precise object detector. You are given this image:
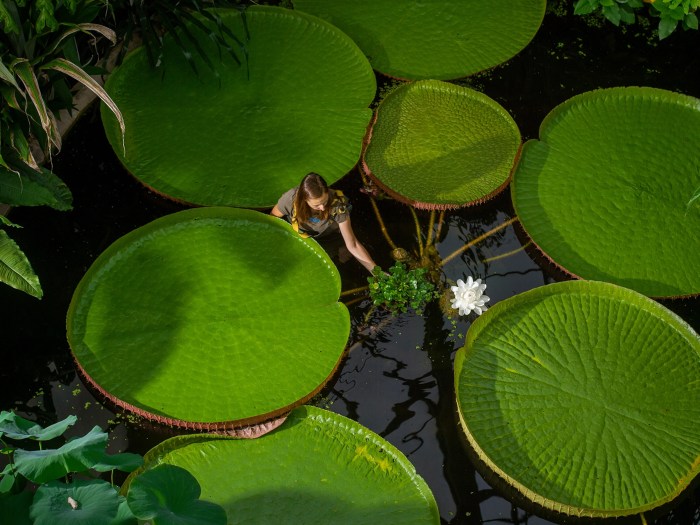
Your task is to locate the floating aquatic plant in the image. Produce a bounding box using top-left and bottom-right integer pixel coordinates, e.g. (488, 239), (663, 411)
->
(292, 0), (546, 80)
(67, 208), (349, 429)
(363, 80), (521, 209)
(512, 86), (700, 298)
(102, 6), (375, 208)
(455, 280), (700, 518)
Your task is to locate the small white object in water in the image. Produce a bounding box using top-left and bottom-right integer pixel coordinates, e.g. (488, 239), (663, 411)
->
(451, 276), (490, 316)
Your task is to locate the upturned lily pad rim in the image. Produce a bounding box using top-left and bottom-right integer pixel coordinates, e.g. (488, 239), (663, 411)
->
(361, 82), (522, 210)
(67, 207), (348, 432)
(455, 280), (700, 518)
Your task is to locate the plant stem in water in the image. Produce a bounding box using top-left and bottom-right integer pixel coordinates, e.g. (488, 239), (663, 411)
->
(482, 242), (531, 263)
(341, 285), (369, 297)
(369, 197), (398, 250)
(425, 210), (436, 247)
(410, 206), (424, 256)
(441, 216), (519, 267)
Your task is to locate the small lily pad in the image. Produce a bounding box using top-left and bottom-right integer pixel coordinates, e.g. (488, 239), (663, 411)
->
(124, 406), (439, 524)
(455, 280), (700, 517)
(67, 208), (349, 429)
(363, 80), (521, 209)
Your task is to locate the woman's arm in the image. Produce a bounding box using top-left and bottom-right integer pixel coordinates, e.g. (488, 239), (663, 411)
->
(338, 219), (378, 273)
(270, 204), (284, 217)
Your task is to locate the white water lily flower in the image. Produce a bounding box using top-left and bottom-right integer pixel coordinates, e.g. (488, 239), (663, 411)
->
(450, 276), (490, 316)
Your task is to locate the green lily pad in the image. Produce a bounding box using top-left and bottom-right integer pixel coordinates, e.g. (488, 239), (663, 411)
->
(455, 280), (700, 517)
(363, 80), (521, 209)
(67, 208), (349, 428)
(29, 480), (119, 525)
(292, 0), (546, 80)
(125, 406), (439, 524)
(101, 6), (375, 208)
(512, 87), (700, 297)
(127, 465), (226, 525)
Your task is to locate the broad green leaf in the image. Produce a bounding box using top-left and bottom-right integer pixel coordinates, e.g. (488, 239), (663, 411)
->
(0, 60), (21, 90)
(0, 492), (33, 525)
(126, 465), (226, 525)
(43, 58), (124, 151)
(87, 451), (143, 473)
(124, 406), (439, 524)
(0, 164), (73, 210)
(363, 80), (520, 209)
(455, 280), (700, 518)
(11, 60), (57, 150)
(0, 229), (43, 299)
(292, 0), (546, 80)
(29, 480), (119, 525)
(67, 208), (349, 427)
(512, 87), (700, 297)
(14, 426), (108, 483)
(110, 496), (137, 525)
(101, 6), (375, 208)
(0, 464), (17, 494)
(658, 16), (679, 38)
(0, 412), (76, 441)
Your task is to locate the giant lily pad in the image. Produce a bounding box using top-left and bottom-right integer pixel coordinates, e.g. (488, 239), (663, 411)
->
(67, 208), (349, 429)
(292, 0), (546, 80)
(363, 80), (521, 209)
(101, 6), (375, 208)
(124, 406), (439, 524)
(455, 280), (700, 517)
(512, 87), (700, 297)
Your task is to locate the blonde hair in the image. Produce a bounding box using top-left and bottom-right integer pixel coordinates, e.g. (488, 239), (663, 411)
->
(294, 172), (330, 225)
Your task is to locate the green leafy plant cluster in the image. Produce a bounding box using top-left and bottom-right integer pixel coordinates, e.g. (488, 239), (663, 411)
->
(574, 0), (699, 38)
(0, 0), (124, 299)
(368, 262), (439, 314)
(0, 410), (225, 524)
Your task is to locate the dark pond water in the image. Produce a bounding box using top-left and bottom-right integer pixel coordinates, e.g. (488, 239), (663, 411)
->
(2, 4), (699, 524)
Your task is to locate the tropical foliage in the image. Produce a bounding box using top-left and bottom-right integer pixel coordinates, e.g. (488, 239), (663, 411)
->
(0, 0), (124, 298)
(0, 410), (225, 524)
(574, 0), (699, 38)
(102, 0), (249, 73)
